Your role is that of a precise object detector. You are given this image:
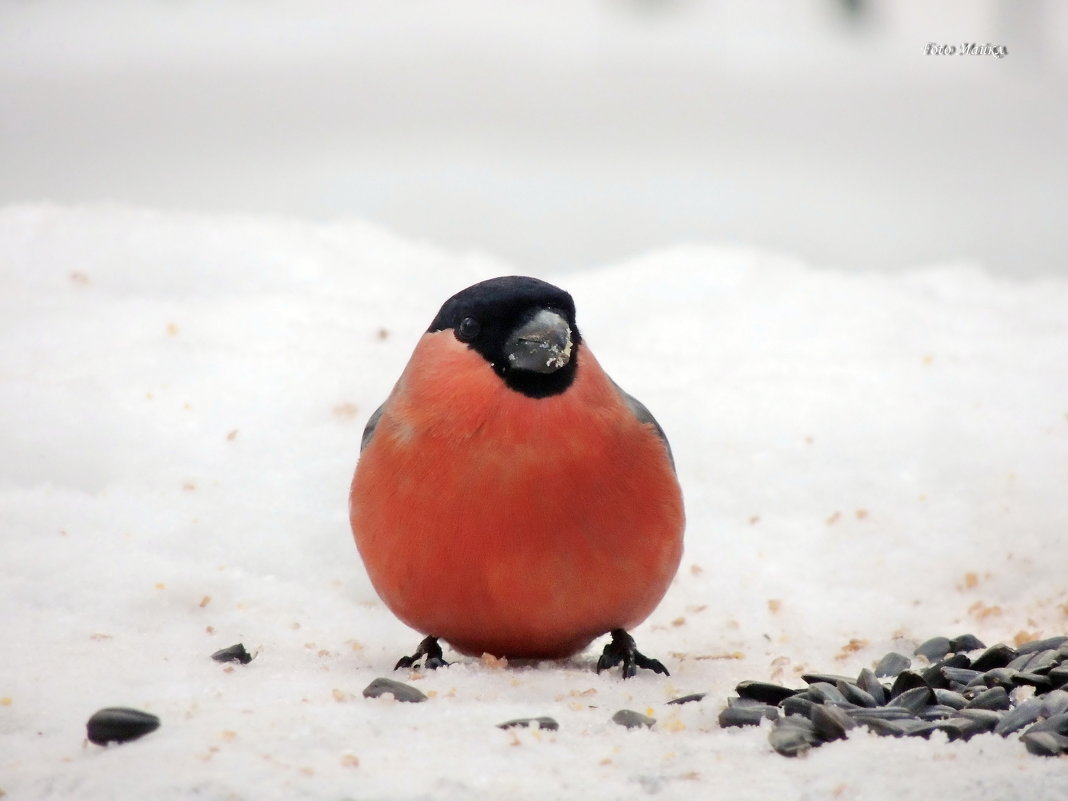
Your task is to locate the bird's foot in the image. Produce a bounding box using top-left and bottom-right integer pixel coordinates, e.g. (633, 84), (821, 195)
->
(596, 629), (669, 679)
(394, 635), (450, 671)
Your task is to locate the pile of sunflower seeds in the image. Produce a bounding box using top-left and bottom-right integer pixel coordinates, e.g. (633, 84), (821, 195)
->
(718, 634), (1068, 757)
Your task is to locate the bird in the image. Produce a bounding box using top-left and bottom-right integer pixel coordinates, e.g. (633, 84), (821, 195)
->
(349, 276), (684, 677)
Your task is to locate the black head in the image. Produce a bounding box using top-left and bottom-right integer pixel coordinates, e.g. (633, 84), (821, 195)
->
(428, 276), (582, 398)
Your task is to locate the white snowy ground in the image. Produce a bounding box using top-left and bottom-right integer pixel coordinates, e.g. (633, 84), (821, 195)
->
(2, 205), (1067, 800)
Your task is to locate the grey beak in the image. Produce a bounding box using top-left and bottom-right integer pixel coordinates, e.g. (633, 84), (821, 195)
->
(505, 309), (573, 373)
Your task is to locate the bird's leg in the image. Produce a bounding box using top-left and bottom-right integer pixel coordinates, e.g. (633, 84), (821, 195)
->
(394, 635), (450, 671)
(595, 629), (669, 679)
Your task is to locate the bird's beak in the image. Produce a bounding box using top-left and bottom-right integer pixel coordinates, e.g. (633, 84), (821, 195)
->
(505, 309), (573, 374)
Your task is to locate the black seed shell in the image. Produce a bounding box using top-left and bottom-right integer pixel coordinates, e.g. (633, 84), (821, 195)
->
(666, 692), (707, 705)
(612, 709), (655, 729)
(964, 686), (1010, 711)
(719, 704), (777, 728)
(875, 652), (911, 678)
(735, 681), (799, 705)
(914, 637), (952, 661)
(949, 634), (986, 653)
(1016, 636), (1068, 655)
(498, 716), (558, 731)
(971, 644), (1018, 671)
(86, 707), (160, 746)
(769, 716), (819, 756)
(362, 677), (428, 703)
(211, 643), (253, 664)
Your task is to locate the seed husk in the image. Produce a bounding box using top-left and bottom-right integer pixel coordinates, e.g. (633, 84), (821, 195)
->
(498, 716), (558, 731)
(949, 634), (986, 653)
(874, 652), (911, 678)
(362, 677), (428, 703)
(914, 636), (952, 662)
(971, 644), (1018, 672)
(612, 709), (655, 729)
(667, 692), (707, 705)
(735, 680), (799, 705)
(86, 707), (161, 746)
(211, 643), (253, 665)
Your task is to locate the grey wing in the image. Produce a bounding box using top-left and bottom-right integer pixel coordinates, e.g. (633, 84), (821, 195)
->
(361, 403), (386, 452)
(611, 380), (676, 473)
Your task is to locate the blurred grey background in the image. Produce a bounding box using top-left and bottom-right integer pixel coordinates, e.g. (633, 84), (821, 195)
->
(2, 0), (1066, 276)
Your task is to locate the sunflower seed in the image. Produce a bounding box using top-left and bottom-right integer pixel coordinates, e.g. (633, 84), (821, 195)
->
(1016, 636), (1068, 655)
(728, 696), (773, 708)
(917, 704), (959, 721)
(666, 692), (707, 705)
(980, 668), (1019, 689)
(735, 681), (799, 705)
(781, 695), (818, 719)
(1021, 731), (1068, 757)
(1022, 649), (1060, 674)
(1023, 712), (1068, 736)
(914, 637), (952, 661)
(965, 686), (1010, 711)
(949, 634), (986, 653)
(498, 716), (558, 731)
(844, 706), (916, 721)
(836, 679), (878, 708)
(719, 704), (777, 728)
(1041, 689), (1068, 717)
(811, 704), (855, 742)
(1048, 666), (1068, 689)
(956, 708), (1002, 730)
(941, 716), (993, 741)
(853, 717), (911, 737)
(211, 643), (253, 665)
(768, 716), (819, 756)
(875, 652), (911, 678)
(801, 673), (856, 686)
(932, 688), (968, 709)
(942, 667), (982, 687)
(856, 668), (888, 705)
(1007, 653), (1035, 671)
(612, 709), (655, 729)
(994, 698), (1045, 736)
(889, 671), (929, 699)
(909, 719), (962, 739)
(1013, 672), (1052, 690)
(86, 707), (161, 746)
(922, 654), (971, 688)
(806, 682), (848, 705)
(362, 677), (427, 703)
(889, 686), (935, 714)
(971, 643), (1018, 671)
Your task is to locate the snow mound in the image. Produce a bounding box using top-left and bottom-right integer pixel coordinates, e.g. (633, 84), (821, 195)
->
(2, 205), (1066, 799)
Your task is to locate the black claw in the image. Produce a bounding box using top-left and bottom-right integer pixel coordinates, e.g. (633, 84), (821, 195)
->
(394, 635), (450, 671)
(596, 629), (670, 679)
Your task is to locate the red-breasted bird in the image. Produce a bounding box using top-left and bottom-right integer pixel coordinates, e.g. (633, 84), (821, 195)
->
(349, 276), (684, 677)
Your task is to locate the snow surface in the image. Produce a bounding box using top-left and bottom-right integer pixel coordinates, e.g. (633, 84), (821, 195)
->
(2, 205), (1067, 799)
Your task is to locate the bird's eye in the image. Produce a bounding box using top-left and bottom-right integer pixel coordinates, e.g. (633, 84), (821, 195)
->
(457, 316), (481, 341)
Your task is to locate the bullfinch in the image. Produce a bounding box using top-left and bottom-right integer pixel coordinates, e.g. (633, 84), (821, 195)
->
(349, 276), (684, 677)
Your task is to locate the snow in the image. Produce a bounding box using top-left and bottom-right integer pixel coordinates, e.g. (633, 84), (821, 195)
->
(2, 204), (1067, 799)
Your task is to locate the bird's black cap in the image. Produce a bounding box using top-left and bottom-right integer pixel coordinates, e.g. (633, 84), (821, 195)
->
(428, 276), (582, 398)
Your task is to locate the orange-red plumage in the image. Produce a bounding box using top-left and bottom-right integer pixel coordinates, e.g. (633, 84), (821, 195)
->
(350, 277), (684, 664)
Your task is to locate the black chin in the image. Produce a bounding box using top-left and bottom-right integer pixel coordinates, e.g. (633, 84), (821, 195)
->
(496, 353), (578, 399)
